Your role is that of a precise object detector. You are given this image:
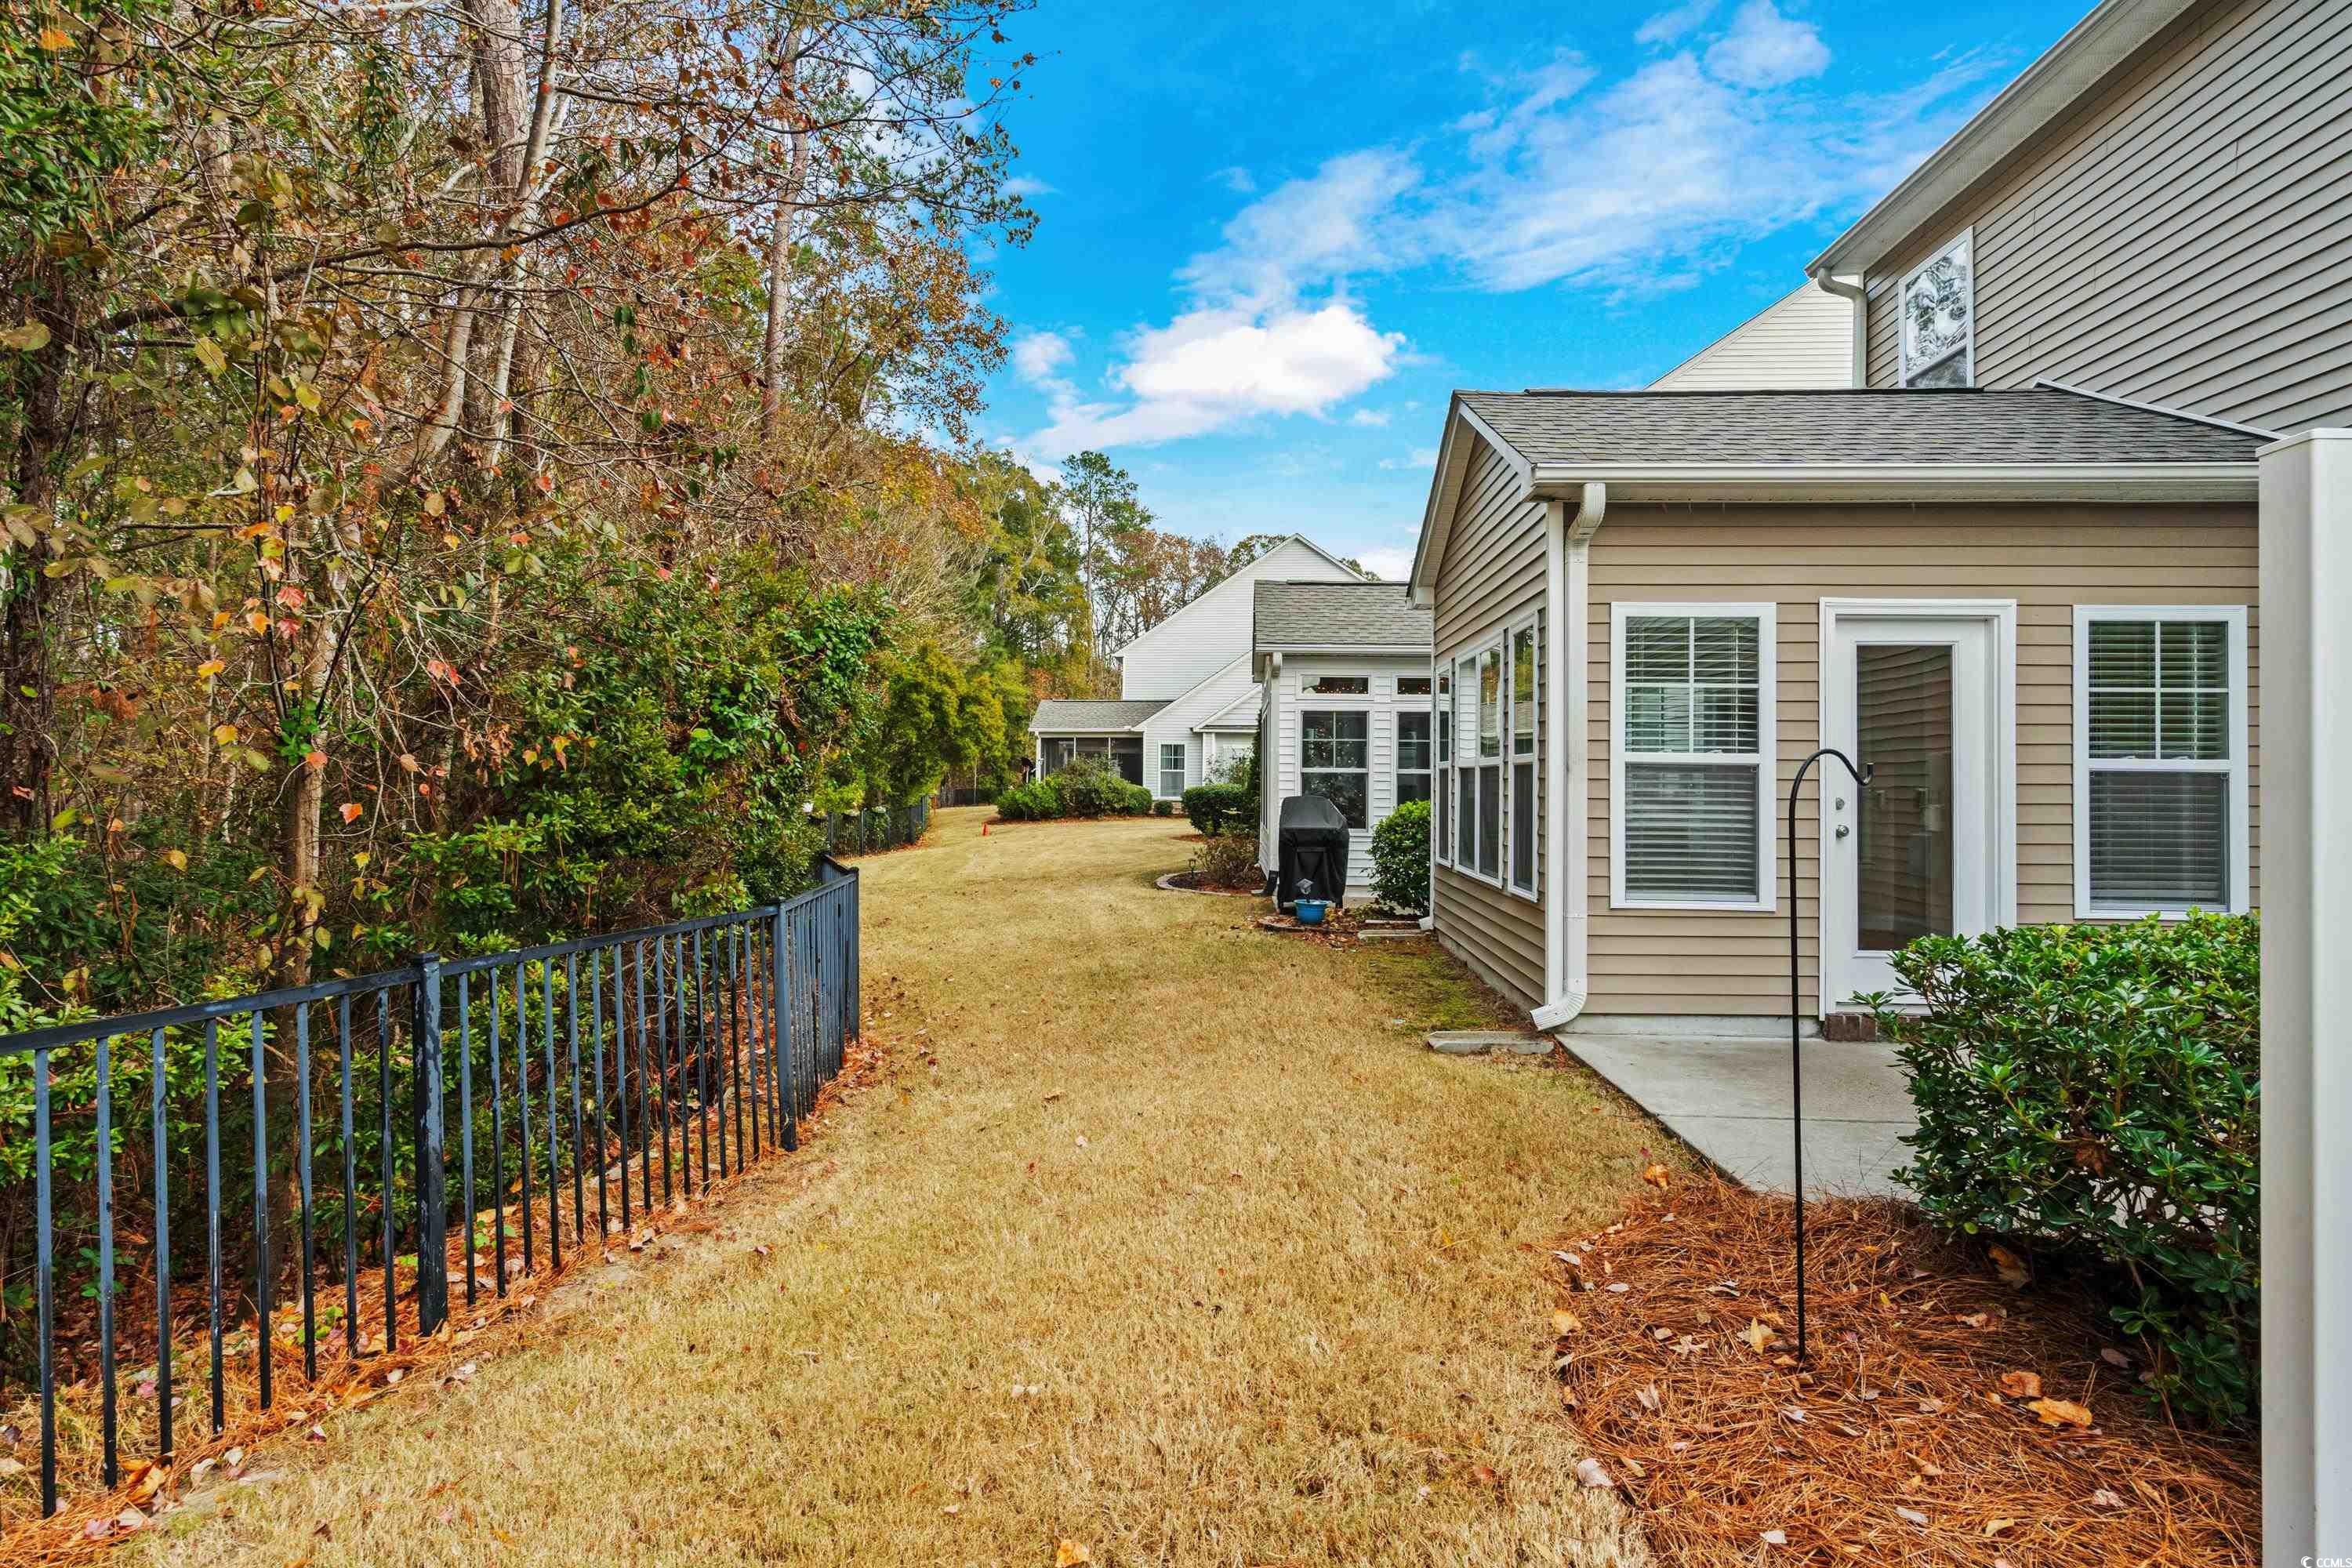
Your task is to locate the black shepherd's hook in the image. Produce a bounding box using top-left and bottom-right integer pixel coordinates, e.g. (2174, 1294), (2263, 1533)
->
(1788, 747), (1871, 1365)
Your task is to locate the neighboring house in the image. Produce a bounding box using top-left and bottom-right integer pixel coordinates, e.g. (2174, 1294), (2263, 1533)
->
(1403, 0), (2346, 1031)
(1250, 581), (1436, 902)
(1646, 282), (1860, 391)
(1029, 535), (1364, 796)
(1804, 0), (2351, 433)
(1407, 388), (2261, 1025)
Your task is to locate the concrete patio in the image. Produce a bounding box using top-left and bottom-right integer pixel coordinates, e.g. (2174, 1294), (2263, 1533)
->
(1554, 1031), (1918, 1198)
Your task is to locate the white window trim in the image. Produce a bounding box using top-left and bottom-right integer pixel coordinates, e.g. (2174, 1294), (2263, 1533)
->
(1298, 706), (1372, 832)
(1395, 706), (1432, 808)
(1898, 227), (1975, 390)
(1437, 637), (1509, 888)
(1156, 741), (1187, 800)
(2071, 604), (2252, 920)
(1433, 666), (1454, 868)
(1609, 601), (1779, 913)
(1506, 611), (1542, 903)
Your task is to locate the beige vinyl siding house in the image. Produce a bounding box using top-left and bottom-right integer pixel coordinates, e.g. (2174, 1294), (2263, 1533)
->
(1581, 502), (2258, 1018)
(1648, 283), (1860, 392)
(1813, 0), (2352, 432)
(1407, 388), (2263, 1030)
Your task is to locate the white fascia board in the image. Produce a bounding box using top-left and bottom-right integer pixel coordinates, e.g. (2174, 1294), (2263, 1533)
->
(1254, 643), (1430, 655)
(1025, 725), (1149, 737)
(1808, 0), (2204, 276)
(1526, 462), (2256, 504)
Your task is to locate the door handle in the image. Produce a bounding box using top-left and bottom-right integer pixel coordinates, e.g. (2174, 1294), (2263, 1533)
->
(1834, 825), (1850, 840)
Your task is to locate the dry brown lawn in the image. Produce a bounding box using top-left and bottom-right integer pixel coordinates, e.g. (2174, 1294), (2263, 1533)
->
(135, 808), (1666, 1566)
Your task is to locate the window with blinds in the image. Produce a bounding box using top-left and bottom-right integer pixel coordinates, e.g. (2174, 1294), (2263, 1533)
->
(1613, 607), (1773, 906)
(2078, 609), (2246, 914)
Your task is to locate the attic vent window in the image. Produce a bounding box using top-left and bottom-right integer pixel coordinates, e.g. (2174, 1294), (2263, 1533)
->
(1900, 230), (1973, 389)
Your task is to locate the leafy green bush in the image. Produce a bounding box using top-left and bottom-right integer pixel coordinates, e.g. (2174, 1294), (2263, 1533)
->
(1189, 833), (1262, 891)
(1152, 799), (1175, 818)
(993, 759), (1151, 822)
(994, 778), (1060, 821)
(1181, 782), (1253, 837)
(1875, 913), (2259, 1427)
(1368, 799), (1431, 914)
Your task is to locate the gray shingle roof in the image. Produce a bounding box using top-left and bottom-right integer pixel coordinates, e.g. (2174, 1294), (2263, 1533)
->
(1029, 698), (1168, 733)
(1254, 581), (1434, 650)
(1458, 387), (2267, 466)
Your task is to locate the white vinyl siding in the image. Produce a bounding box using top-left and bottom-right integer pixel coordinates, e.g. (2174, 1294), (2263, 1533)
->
(2073, 605), (2251, 917)
(1610, 602), (1777, 911)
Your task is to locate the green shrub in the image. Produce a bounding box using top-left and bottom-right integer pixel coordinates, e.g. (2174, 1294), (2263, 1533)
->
(995, 778), (1060, 821)
(1152, 799), (1175, 818)
(1875, 913), (2259, 1428)
(1368, 799), (1431, 914)
(1181, 782), (1253, 837)
(1190, 833), (1262, 891)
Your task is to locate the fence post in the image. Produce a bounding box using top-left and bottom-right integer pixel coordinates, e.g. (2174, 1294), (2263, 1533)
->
(845, 869), (862, 1040)
(771, 903), (797, 1149)
(413, 953), (450, 1334)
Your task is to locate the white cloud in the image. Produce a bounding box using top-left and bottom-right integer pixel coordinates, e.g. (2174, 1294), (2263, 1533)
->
(1011, 329), (1073, 387)
(1348, 408), (1391, 427)
(1377, 447), (1441, 471)
(1180, 149), (1421, 305)
(1029, 301), (1405, 455)
(1352, 545), (1417, 582)
(1210, 165), (1257, 194)
(1704, 0), (1831, 89)
(1635, 0), (1716, 45)
(1003, 175), (1058, 199)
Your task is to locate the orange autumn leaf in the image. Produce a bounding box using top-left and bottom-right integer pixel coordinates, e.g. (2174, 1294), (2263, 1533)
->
(1997, 1370), (2042, 1399)
(1641, 1163), (1670, 1189)
(1054, 1541), (1092, 1566)
(2027, 1397), (2093, 1428)
(339, 802), (363, 823)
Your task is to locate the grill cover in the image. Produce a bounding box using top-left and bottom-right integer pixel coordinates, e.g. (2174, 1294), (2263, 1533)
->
(1276, 794), (1350, 910)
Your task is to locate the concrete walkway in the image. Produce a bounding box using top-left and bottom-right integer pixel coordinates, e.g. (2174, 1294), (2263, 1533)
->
(1555, 1032), (1918, 1198)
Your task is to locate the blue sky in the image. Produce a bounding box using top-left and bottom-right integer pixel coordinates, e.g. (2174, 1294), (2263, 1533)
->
(974, 0), (2081, 579)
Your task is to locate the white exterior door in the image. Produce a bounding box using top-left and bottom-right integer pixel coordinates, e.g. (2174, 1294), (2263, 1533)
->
(1820, 602), (2013, 1009)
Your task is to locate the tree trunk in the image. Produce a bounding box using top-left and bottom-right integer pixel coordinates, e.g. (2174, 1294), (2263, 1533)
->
(759, 26), (810, 444)
(2, 261), (78, 833)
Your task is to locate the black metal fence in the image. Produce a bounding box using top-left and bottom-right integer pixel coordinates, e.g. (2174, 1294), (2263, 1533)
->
(821, 798), (929, 855)
(0, 858), (861, 1519)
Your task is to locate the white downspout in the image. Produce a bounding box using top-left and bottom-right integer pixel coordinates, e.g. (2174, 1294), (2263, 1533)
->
(1810, 268), (1868, 387)
(1533, 483), (1604, 1033)
(1261, 652), (1281, 877)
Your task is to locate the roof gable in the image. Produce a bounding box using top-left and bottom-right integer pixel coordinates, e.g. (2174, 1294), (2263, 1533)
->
(1113, 535), (1363, 664)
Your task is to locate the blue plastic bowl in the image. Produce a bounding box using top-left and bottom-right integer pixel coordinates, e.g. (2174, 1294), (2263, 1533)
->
(1295, 899), (1329, 927)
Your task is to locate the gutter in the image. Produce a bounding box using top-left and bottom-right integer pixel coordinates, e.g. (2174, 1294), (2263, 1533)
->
(1521, 461), (2256, 504)
(1809, 270), (1869, 388)
(1531, 481), (1605, 1033)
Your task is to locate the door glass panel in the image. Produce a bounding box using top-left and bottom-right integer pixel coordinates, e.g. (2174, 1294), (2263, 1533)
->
(1855, 644), (1955, 953)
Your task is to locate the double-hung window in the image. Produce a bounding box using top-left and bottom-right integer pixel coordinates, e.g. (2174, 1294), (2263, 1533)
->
(1508, 621), (1539, 895)
(1157, 742), (1186, 799)
(1396, 710), (1432, 805)
(2074, 606), (2249, 916)
(1612, 604), (1775, 909)
(1434, 669), (1453, 862)
(1900, 230), (1973, 388)
(1301, 710), (1370, 829)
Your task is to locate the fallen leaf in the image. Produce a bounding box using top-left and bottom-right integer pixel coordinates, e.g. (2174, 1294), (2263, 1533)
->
(1998, 1370), (2042, 1399)
(1552, 1309), (1581, 1334)
(2027, 1397), (2094, 1428)
(1605, 1282), (1631, 1294)
(2091, 1488), (2127, 1511)
(2100, 1348), (2132, 1369)
(1635, 1385), (1661, 1413)
(1958, 1312), (1990, 1328)
(1742, 1319), (1774, 1354)
(1779, 1406), (1808, 1424)
(1984, 1518), (2015, 1537)
(1573, 1456), (1615, 1490)
(1917, 1397), (1946, 1414)
(1054, 1540), (1092, 1566)
(1896, 1507), (1929, 1526)
(1760, 1529), (1788, 1547)
(1987, 1243), (2031, 1287)
(1641, 1163), (1670, 1189)
(114, 1507), (149, 1532)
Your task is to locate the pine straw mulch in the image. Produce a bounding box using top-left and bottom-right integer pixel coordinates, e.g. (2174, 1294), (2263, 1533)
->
(1548, 1178), (2258, 1566)
(0, 1033), (891, 1567)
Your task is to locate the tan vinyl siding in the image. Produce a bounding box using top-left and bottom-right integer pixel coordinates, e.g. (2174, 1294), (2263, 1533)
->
(1651, 283), (1857, 390)
(1864, 0), (2352, 432)
(1586, 503), (2260, 1018)
(1431, 435), (1548, 1011)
